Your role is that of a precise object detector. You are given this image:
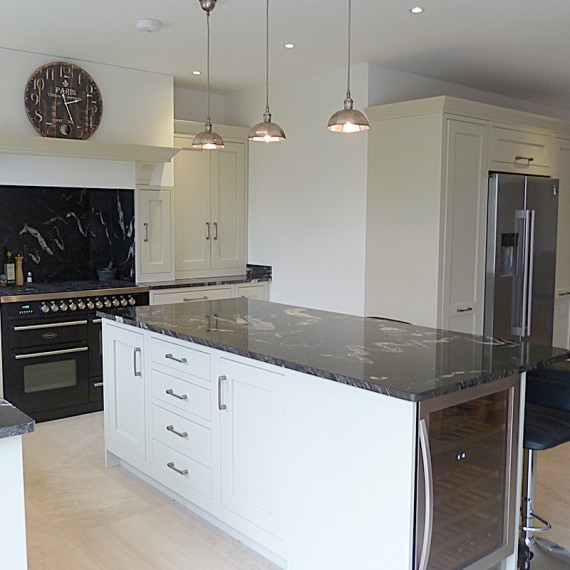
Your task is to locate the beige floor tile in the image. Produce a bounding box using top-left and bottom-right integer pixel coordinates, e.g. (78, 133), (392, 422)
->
(27, 535), (102, 570)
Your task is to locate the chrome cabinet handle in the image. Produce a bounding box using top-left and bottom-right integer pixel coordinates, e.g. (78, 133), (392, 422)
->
(166, 425), (188, 438)
(218, 375), (227, 410)
(559, 291), (570, 297)
(183, 296), (208, 302)
(14, 320), (87, 331)
(166, 388), (188, 400)
(15, 346), (88, 360)
(206, 222), (211, 240)
(92, 318), (103, 324)
(456, 307), (473, 313)
(418, 418), (434, 570)
(213, 222), (218, 240)
(133, 347), (142, 377)
(165, 353), (187, 364)
(515, 155), (534, 164)
(144, 222), (149, 242)
(93, 382), (104, 388)
(166, 461), (188, 476)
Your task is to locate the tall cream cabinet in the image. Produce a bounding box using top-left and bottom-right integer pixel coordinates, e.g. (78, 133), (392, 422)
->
(174, 121), (248, 279)
(365, 96), (570, 336)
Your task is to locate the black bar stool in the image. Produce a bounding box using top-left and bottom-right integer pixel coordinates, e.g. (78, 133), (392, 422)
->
(519, 361), (570, 569)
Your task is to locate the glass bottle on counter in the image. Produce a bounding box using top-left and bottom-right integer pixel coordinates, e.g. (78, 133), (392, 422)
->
(3, 250), (15, 285)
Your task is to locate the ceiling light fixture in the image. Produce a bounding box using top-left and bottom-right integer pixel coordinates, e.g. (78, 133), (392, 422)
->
(193, 0), (224, 150)
(284, 43), (295, 49)
(192, 70), (201, 75)
(410, 6), (424, 14)
(136, 18), (162, 33)
(327, 0), (369, 133)
(248, 0), (286, 143)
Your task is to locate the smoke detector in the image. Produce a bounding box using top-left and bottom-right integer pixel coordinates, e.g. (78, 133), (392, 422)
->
(136, 18), (162, 33)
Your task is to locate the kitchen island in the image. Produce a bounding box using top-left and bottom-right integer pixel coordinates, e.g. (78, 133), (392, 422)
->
(100, 298), (570, 570)
(0, 399), (34, 570)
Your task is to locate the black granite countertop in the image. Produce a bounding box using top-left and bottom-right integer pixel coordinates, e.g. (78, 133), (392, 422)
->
(99, 298), (570, 402)
(143, 264), (271, 291)
(0, 400), (34, 439)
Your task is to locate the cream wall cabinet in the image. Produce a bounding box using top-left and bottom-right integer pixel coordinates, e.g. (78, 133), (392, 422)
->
(138, 189), (173, 279)
(365, 96), (570, 334)
(174, 123), (247, 279)
(489, 124), (554, 175)
(149, 281), (270, 306)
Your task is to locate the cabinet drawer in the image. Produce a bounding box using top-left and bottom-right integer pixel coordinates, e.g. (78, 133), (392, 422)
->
(490, 125), (553, 172)
(151, 404), (211, 465)
(236, 283), (268, 300)
(151, 439), (212, 499)
(150, 336), (210, 380)
(151, 368), (211, 421)
(152, 286), (233, 306)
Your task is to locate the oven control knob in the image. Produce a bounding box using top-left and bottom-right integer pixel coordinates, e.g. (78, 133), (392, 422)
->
(60, 302), (68, 312)
(104, 299), (112, 308)
(69, 302), (77, 311)
(112, 298), (120, 307)
(77, 301), (86, 310)
(87, 301), (95, 310)
(128, 296), (136, 306)
(41, 303), (50, 313)
(120, 298), (128, 307)
(95, 300), (103, 310)
(50, 303), (59, 312)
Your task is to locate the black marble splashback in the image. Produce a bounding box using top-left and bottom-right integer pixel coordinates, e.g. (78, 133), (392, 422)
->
(0, 186), (134, 282)
(100, 298), (570, 402)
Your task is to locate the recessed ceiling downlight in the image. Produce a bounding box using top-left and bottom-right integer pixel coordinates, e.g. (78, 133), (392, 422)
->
(284, 43), (295, 49)
(192, 70), (201, 75)
(410, 6), (424, 14)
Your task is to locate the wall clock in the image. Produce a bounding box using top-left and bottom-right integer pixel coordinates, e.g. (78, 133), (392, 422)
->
(24, 62), (103, 140)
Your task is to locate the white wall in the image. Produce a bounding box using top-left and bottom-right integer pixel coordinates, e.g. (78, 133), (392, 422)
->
(368, 65), (570, 121)
(174, 86), (226, 124)
(0, 48), (174, 188)
(225, 66), (369, 316)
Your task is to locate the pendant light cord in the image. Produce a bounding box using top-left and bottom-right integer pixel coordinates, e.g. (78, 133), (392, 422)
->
(265, 0), (270, 114)
(346, 0), (352, 100)
(206, 11), (211, 123)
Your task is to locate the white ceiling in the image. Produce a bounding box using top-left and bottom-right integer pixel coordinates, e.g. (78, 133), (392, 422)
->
(3, 0), (570, 108)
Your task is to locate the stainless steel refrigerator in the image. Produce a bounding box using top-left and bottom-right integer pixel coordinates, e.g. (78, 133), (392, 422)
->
(484, 173), (559, 345)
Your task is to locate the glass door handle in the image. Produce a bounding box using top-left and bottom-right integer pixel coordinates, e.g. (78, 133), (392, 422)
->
(418, 418), (433, 570)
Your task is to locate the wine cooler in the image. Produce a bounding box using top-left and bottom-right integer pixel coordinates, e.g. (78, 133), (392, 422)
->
(415, 374), (521, 570)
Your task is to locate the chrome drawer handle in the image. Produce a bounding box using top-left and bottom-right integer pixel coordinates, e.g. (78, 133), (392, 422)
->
(165, 388), (188, 400)
(166, 462), (188, 476)
(515, 155), (534, 164)
(559, 291), (570, 297)
(218, 375), (227, 410)
(93, 382), (104, 388)
(166, 425), (188, 438)
(165, 353), (187, 364)
(456, 306), (473, 313)
(183, 296), (208, 302)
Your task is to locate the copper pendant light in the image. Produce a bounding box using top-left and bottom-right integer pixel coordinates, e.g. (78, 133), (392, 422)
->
(193, 0), (224, 149)
(327, 0), (369, 133)
(248, 0), (286, 143)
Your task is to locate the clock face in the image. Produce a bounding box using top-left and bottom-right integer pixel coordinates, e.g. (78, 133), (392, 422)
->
(24, 62), (103, 140)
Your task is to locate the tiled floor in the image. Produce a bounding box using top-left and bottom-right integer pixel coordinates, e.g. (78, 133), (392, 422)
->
(22, 413), (570, 569)
(22, 412), (279, 570)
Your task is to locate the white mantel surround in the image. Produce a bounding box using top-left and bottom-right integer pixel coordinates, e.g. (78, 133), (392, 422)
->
(0, 135), (178, 189)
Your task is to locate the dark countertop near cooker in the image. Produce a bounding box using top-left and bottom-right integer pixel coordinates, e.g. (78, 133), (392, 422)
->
(99, 298), (570, 402)
(143, 264), (272, 290)
(0, 280), (142, 299)
(0, 399), (34, 439)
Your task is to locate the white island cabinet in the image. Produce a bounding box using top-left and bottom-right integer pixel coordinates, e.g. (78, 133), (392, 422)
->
(101, 298), (565, 570)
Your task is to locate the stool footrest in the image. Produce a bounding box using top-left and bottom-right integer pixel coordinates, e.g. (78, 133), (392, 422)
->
(521, 510), (552, 533)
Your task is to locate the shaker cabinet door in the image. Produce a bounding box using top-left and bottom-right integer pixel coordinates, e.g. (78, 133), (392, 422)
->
(139, 189), (172, 276)
(441, 119), (489, 335)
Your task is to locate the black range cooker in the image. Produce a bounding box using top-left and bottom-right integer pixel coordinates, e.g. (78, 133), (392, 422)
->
(0, 281), (149, 422)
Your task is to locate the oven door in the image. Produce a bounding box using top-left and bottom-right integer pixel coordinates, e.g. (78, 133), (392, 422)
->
(7, 344), (90, 414)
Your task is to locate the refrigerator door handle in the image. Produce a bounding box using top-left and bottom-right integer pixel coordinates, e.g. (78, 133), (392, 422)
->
(418, 419), (434, 570)
(525, 209), (536, 336)
(513, 210), (528, 337)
